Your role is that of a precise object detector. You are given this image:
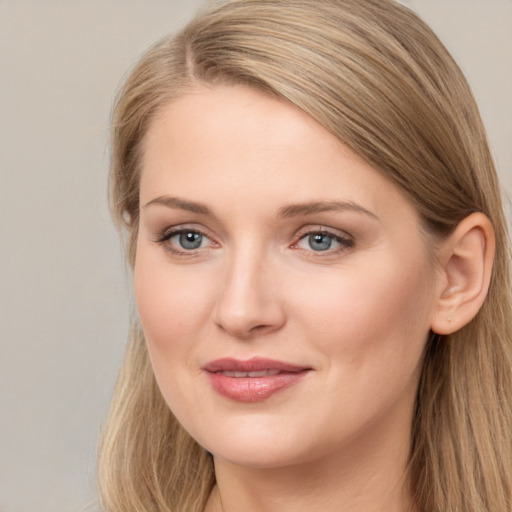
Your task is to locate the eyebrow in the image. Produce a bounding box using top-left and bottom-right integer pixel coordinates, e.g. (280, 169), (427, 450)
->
(144, 196), (378, 220)
(278, 200), (378, 220)
(144, 196), (213, 215)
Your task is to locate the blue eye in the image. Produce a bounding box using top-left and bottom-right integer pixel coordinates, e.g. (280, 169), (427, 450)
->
(157, 229), (213, 253)
(295, 230), (353, 253)
(307, 233), (333, 251)
(176, 231), (204, 250)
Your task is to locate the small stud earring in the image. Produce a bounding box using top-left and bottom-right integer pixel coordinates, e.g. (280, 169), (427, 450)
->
(447, 286), (458, 295)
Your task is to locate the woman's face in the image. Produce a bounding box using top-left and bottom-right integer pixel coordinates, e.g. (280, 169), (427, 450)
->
(135, 85), (441, 469)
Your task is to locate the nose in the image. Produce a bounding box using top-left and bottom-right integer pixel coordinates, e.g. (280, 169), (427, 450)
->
(212, 250), (286, 340)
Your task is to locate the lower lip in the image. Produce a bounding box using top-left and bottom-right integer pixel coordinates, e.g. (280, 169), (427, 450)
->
(205, 371), (309, 402)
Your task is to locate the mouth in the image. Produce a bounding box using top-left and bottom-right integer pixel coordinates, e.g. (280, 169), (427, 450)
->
(202, 357), (312, 402)
(216, 369), (282, 378)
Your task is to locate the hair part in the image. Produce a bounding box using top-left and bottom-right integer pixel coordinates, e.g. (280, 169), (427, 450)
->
(100, 1), (512, 510)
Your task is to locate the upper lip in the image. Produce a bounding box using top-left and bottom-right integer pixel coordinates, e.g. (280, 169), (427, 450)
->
(202, 357), (310, 373)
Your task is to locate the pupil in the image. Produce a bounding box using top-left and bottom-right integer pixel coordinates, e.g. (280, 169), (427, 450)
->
(179, 232), (202, 249)
(309, 233), (332, 251)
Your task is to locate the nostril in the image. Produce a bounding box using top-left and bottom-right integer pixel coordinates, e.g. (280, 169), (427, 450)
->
(248, 324), (276, 335)
(214, 311), (285, 340)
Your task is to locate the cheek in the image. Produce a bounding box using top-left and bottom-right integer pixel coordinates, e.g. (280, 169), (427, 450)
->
(294, 255), (434, 371)
(134, 250), (211, 357)
(288, 259), (434, 438)
(133, 252), (216, 419)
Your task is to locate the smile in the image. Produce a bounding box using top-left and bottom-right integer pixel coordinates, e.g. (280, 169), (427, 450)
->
(219, 369), (281, 378)
(202, 358), (311, 402)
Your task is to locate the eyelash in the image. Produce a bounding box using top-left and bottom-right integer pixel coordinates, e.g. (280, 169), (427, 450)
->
(154, 226), (217, 256)
(154, 226), (355, 257)
(293, 228), (355, 256)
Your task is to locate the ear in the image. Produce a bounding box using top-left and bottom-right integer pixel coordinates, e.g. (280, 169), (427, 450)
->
(430, 212), (495, 335)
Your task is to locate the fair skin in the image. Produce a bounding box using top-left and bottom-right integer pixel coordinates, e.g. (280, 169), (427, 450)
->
(134, 85), (494, 512)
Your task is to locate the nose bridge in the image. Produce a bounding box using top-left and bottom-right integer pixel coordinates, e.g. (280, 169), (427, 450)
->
(213, 241), (284, 338)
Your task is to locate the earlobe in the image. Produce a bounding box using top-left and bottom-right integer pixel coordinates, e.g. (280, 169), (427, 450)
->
(430, 213), (495, 335)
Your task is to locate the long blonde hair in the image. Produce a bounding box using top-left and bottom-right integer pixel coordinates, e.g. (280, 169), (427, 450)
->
(98, 1), (512, 510)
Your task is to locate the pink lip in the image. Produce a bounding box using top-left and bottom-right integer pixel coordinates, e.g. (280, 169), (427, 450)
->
(202, 357), (311, 403)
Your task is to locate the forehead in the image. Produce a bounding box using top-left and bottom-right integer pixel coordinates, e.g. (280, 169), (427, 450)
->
(142, 84), (345, 175)
(140, 84), (419, 227)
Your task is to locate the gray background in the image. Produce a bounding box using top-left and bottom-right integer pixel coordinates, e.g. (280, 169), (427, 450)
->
(0, 1), (510, 511)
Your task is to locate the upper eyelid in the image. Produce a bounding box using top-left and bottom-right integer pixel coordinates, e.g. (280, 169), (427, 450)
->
(157, 224), (212, 239)
(294, 225), (353, 239)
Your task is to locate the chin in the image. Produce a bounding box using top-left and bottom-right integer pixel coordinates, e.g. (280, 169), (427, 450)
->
(209, 442), (305, 470)
(187, 415), (310, 469)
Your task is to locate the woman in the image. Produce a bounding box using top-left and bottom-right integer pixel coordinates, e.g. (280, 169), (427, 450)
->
(97, 0), (512, 511)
